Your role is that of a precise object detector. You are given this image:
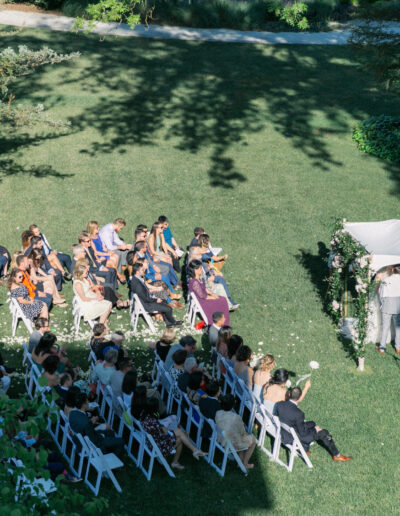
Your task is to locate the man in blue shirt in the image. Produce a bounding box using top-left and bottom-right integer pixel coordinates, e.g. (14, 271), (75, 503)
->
(158, 215), (182, 273)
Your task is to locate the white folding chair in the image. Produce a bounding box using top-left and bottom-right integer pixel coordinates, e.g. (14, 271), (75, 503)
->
(101, 385), (117, 427)
(8, 295), (33, 336)
(116, 403), (144, 468)
(255, 404), (281, 461)
(72, 296), (95, 334)
(151, 350), (163, 384)
(274, 416), (313, 472)
(220, 357), (237, 395)
(206, 418), (248, 477)
(130, 294), (156, 333)
(80, 434), (123, 496)
(25, 354), (41, 399)
(135, 420), (176, 481)
(56, 411), (87, 479)
(186, 292), (209, 328)
(234, 378), (257, 433)
(181, 393), (207, 451)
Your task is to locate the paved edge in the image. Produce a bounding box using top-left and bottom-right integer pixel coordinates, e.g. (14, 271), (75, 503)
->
(0, 9), (352, 45)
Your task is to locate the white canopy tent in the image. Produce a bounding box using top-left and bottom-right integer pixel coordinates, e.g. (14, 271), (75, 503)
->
(344, 219), (400, 273)
(340, 220), (400, 343)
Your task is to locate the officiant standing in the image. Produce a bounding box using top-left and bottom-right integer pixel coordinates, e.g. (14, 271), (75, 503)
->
(377, 265), (400, 354)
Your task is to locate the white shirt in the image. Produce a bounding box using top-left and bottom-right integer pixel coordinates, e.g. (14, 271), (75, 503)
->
(99, 223), (123, 251)
(379, 274), (400, 298)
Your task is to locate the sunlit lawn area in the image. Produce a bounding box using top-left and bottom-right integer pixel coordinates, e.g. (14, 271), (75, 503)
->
(1, 26), (400, 515)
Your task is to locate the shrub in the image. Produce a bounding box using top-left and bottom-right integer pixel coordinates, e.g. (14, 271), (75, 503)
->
(61, 0), (89, 17)
(353, 115), (400, 162)
(268, 1), (310, 29)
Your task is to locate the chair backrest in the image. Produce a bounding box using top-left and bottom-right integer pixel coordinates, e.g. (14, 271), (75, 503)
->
(189, 292), (209, 325)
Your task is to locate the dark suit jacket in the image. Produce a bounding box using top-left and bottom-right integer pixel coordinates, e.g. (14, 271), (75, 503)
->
(275, 400), (316, 446)
(130, 276), (155, 307)
(69, 409), (103, 448)
(199, 396), (221, 438)
(84, 247), (101, 272)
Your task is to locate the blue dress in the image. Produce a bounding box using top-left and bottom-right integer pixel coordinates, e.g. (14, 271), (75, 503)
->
(91, 236), (110, 260)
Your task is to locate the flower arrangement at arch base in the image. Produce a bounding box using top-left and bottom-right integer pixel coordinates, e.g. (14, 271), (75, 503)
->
(327, 218), (375, 371)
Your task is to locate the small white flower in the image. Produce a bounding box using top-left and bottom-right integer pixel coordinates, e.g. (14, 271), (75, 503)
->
(286, 380), (291, 387)
(309, 361), (319, 369)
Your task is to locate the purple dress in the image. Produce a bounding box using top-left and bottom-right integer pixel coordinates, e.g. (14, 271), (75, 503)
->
(188, 278), (230, 325)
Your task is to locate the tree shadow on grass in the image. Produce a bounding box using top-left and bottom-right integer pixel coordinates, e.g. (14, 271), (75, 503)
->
(4, 30), (400, 189)
(295, 242), (330, 313)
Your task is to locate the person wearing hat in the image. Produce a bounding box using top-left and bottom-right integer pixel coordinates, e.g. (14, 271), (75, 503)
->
(164, 335), (197, 371)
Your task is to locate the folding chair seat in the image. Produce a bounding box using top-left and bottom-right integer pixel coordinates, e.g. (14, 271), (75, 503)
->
(8, 295), (33, 336)
(234, 378), (257, 433)
(254, 404), (281, 461)
(186, 292), (209, 328)
(72, 295), (95, 334)
(206, 418), (248, 477)
(274, 416), (313, 472)
(130, 294), (157, 333)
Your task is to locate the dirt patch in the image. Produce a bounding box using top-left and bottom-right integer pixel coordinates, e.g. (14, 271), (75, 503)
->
(0, 1), (63, 16)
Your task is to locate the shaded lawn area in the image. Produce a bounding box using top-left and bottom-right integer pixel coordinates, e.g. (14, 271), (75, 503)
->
(1, 28), (400, 515)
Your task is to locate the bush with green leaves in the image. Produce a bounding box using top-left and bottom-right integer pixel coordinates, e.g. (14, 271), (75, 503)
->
(0, 394), (108, 515)
(353, 115), (400, 162)
(269, 1), (310, 29)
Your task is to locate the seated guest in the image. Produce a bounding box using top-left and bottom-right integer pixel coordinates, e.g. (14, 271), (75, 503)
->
(216, 325), (233, 357)
(147, 222), (174, 266)
(155, 328), (176, 362)
(8, 268), (48, 321)
(110, 359), (133, 401)
(188, 260), (230, 326)
(208, 312), (226, 348)
(28, 249), (67, 307)
(93, 349), (118, 386)
(0, 360), (11, 394)
(0, 245), (10, 277)
(41, 355), (61, 387)
(64, 386), (81, 417)
(73, 262), (112, 327)
(234, 345), (254, 389)
(169, 349), (187, 396)
(165, 335), (197, 371)
(130, 262), (182, 329)
(130, 384), (148, 420)
(140, 398), (206, 470)
(121, 370), (138, 410)
(28, 317), (50, 353)
(189, 227), (205, 248)
(54, 373), (73, 402)
(86, 220), (125, 283)
(29, 224), (72, 277)
(78, 231), (118, 291)
(100, 331), (129, 363)
(199, 380), (222, 438)
(90, 323), (108, 358)
(21, 229), (33, 252)
(24, 235), (63, 291)
(17, 255), (52, 308)
(186, 370), (207, 405)
(253, 354), (275, 403)
(32, 332), (70, 373)
(215, 394), (257, 470)
(69, 392), (124, 456)
(198, 233), (228, 270)
(188, 244), (238, 309)
(177, 357), (198, 393)
(138, 259), (182, 308)
(227, 335), (243, 365)
(99, 218), (132, 274)
(158, 215), (182, 273)
(263, 369), (311, 414)
(275, 387), (352, 462)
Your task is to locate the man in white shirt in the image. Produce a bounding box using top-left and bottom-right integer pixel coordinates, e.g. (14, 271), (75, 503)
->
(99, 218), (132, 273)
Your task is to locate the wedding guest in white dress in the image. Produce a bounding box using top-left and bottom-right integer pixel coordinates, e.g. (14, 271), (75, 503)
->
(377, 265), (400, 354)
(253, 354), (275, 403)
(73, 262), (112, 327)
(263, 369), (311, 415)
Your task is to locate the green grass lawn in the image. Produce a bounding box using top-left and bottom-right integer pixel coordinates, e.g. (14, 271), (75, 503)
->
(1, 27), (400, 515)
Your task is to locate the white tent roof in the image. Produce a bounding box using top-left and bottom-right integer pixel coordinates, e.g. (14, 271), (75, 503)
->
(344, 220), (400, 272)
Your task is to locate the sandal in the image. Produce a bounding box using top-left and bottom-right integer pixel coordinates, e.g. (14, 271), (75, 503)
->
(192, 450), (207, 460)
(54, 302), (68, 308)
(171, 462), (185, 470)
(116, 300), (129, 309)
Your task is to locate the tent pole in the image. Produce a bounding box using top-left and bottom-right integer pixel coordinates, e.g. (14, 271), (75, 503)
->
(344, 274), (348, 317)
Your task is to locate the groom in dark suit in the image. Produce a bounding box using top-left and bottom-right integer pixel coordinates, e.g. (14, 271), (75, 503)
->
(275, 387), (352, 462)
(130, 261), (182, 328)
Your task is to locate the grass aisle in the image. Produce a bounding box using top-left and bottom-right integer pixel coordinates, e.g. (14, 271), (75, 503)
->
(1, 27), (400, 515)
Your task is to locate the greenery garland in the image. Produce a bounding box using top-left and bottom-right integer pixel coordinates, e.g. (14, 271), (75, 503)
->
(327, 218), (374, 358)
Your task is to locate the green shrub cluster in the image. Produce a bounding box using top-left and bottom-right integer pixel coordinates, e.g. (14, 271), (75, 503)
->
(353, 115), (400, 162)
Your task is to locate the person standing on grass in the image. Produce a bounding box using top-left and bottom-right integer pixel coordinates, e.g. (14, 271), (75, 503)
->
(377, 265), (400, 354)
